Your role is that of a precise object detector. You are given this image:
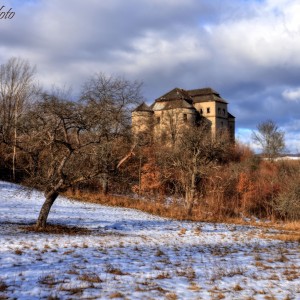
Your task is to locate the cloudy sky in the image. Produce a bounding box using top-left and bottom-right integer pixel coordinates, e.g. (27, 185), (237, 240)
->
(1, 0), (300, 152)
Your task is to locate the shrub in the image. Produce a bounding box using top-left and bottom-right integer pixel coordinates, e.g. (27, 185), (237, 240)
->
(275, 178), (300, 221)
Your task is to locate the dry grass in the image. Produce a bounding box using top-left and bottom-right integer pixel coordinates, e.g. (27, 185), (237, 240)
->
(278, 221), (300, 231)
(14, 249), (23, 255)
(194, 226), (202, 235)
(105, 264), (128, 276)
(251, 221), (300, 235)
(259, 228), (300, 242)
(282, 265), (299, 281)
(224, 218), (300, 233)
(21, 224), (91, 235)
(66, 269), (79, 275)
(254, 261), (265, 268)
(233, 284), (243, 291)
(188, 282), (201, 291)
(176, 267), (196, 281)
(109, 292), (125, 299)
(59, 285), (86, 296)
(275, 254), (289, 263)
(38, 274), (63, 286)
(155, 249), (165, 257)
(155, 272), (171, 280)
(64, 190), (300, 230)
(64, 190), (197, 221)
(266, 233), (300, 243)
(264, 295), (277, 300)
(209, 265), (246, 282)
(178, 227), (187, 235)
(165, 293), (178, 300)
(78, 272), (102, 283)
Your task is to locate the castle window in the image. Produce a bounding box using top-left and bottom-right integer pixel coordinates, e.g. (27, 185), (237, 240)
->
(200, 109), (203, 114)
(218, 108), (221, 114)
(183, 113), (187, 122)
(223, 109), (225, 116)
(207, 107), (210, 114)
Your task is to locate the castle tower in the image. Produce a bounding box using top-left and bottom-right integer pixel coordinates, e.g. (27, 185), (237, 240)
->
(132, 102), (154, 142)
(228, 112), (235, 141)
(188, 88), (232, 138)
(151, 88), (198, 144)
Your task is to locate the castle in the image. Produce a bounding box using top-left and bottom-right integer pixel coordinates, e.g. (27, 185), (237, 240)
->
(132, 87), (235, 144)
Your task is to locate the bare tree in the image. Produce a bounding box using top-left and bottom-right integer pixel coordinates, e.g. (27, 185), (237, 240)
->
(13, 73), (143, 229)
(163, 109), (184, 146)
(0, 57), (38, 180)
(80, 73), (143, 194)
(252, 120), (285, 160)
(161, 122), (230, 216)
(17, 95), (101, 228)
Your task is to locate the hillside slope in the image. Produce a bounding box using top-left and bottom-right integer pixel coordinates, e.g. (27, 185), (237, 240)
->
(0, 181), (299, 299)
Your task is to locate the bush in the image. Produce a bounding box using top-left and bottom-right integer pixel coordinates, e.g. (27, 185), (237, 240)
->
(275, 178), (300, 221)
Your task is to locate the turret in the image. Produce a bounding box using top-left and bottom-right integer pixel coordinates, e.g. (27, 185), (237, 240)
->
(132, 102), (154, 141)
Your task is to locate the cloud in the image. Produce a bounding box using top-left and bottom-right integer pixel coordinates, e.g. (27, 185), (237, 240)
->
(1, 0), (300, 151)
(282, 88), (300, 102)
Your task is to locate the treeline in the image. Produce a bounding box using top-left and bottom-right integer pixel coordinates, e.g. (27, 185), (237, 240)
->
(118, 141), (299, 222)
(0, 57), (299, 229)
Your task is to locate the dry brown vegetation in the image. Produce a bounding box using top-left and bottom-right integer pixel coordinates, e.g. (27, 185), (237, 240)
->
(0, 57), (299, 229)
(262, 232), (300, 243)
(22, 224), (92, 235)
(64, 152), (300, 228)
(78, 272), (102, 283)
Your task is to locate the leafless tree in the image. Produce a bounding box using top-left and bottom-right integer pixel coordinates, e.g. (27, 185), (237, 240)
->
(13, 73), (143, 229)
(17, 95), (101, 228)
(161, 122), (230, 216)
(0, 57), (38, 180)
(252, 120), (285, 160)
(80, 73), (143, 193)
(162, 109), (182, 146)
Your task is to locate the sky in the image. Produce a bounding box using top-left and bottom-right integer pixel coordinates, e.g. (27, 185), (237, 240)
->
(1, 0), (300, 152)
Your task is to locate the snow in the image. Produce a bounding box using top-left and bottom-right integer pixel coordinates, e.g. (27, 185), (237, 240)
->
(0, 181), (299, 299)
(274, 156), (300, 161)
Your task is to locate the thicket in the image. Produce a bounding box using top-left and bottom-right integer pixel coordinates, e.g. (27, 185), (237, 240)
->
(0, 57), (299, 227)
(62, 142), (300, 222)
(117, 142), (300, 222)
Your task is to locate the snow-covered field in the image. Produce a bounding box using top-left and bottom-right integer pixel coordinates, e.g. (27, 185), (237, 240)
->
(0, 181), (299, 300)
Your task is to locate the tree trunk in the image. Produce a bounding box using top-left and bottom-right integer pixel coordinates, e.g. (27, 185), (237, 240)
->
(138, 155), (142, 196)
(186, 191), (195, 217)
(186, 162), (197, 217)
(13, 94), (20, 182)
(102, 174), (108, 195)
(12, 118), (17, 181)
(35, 190), (59, 229)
